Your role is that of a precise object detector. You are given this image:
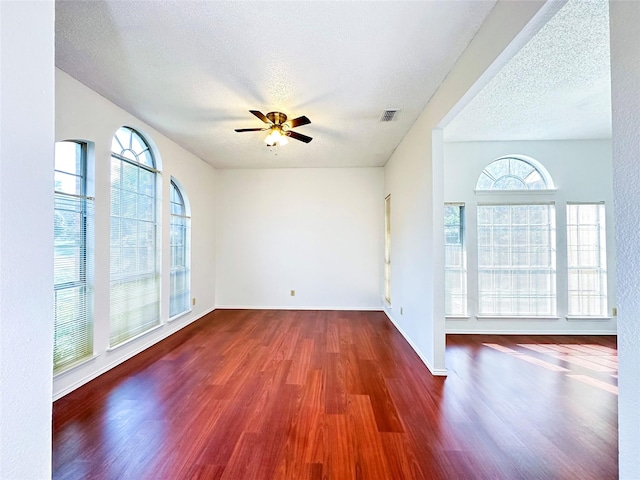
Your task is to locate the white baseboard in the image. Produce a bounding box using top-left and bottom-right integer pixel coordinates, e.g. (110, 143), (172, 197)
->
(383, 309), (447, 376)
(215, 305), (383, 312)
(53, 306), (216, 401)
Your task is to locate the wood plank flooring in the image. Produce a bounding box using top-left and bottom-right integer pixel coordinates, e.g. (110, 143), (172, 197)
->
(53, 310), (618, 479)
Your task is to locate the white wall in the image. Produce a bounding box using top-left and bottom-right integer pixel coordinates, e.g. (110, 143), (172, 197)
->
(215, 168), (383, 310)
(0, 2), (54, 478)
(610, 0), (640, 476)
(383, 0), (548, 374)
(53, 70), (217, 400)
(444, 140), (617, 334)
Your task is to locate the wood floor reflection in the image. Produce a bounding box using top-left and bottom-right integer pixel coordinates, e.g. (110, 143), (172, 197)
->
(53, 310), (617, 479)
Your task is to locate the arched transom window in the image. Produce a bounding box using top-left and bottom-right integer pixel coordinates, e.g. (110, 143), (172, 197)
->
(111, 126), (155, 168)
(476, 156), (554, 191)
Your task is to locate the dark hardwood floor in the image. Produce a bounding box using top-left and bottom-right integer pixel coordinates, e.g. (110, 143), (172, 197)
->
(53, 310), (618, 479)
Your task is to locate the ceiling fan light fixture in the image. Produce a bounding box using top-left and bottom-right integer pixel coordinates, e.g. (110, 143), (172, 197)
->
(265, 127), (288, 147)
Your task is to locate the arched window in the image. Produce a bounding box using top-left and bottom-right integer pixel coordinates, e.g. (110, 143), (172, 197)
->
(169, 179), (191, 318)
(476, 156), (554, 191)
(109, 127), (160, 346)
(475, 155), (557, 317)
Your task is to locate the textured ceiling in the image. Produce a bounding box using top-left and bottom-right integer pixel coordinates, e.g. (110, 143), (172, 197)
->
(55, 1), (496, 169)
(445, 0), (611, 143)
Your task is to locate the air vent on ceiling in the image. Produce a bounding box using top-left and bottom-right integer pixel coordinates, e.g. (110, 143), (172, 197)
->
(380, 109), (400, 122)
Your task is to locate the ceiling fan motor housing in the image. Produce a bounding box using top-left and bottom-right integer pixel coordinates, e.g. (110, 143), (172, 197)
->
(266, 112), (287, 125)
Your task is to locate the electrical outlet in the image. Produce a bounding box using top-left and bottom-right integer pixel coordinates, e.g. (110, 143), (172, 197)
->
(192, 298), (196, 306)
(612, 307), (617, 316)
(290, 290), (295, 297)
(400, 307), (403, 315)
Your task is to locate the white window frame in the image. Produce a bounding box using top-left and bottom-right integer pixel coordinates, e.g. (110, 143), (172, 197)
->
(169, 178), (191, 319)
(476, 155), (555, 191)
(445, 203), (467, 317)
(566, 202), (608, 317)
(384, 195), (391, 305)
(477, 203), (557, 317)
(54, 140), (95, 373)
(109, 126), (161, 348)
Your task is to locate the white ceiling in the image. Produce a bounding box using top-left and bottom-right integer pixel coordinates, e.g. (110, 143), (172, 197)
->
(56, 1), (497, 169)
(445, 0), (611, 143)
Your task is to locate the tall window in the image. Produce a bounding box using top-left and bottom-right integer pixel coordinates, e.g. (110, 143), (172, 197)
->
(110, 127), (160, 347)
(54, 141), (94, 372)
(445, 204), (466, 316)
(170, 180), (191, 317)
(477, 204), (556, 316)
(567, 203), (607, 316)
(384, 195), (391, 304)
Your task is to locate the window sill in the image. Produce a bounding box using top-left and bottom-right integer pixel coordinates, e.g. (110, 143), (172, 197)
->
(476, 316), (561, 321)
(168, 309), (192, 323)
(474, 189), (558, 196)
(53, 354), (99, 378)
(107, 323), (164, 352)
(446, 315), (470, 320)
(566, 316), (614, 321)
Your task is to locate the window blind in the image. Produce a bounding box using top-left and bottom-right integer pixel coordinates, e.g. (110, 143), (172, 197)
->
(567, 203), (607, 316)
(169, 180), (190, 318)
(477, 203), (556, 316)
(54, 141), (94, 372)
(110, 127), (160, 347)
(444, 204), (466, 316)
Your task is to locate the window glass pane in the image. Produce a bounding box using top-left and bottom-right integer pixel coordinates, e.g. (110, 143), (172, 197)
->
(131, 134), (147, 155)
(54, 141), (82, 176)
(476, 173), (494, 190)
(115, 128), (131, 153)
(111, 136), (123, 154)
(138, 195), (154, 221)
(122, 161), (138, 191)
(54, 141), (93, 373)
(476, 157), (552, 191)
(509, 158), (534, 179)
(54, 171), (82, 196)
(110, 187), (122, 217)
(384, 196), (391, 304)
(138, 150), (154, 168)
(139, 169), (155, 196)
(445, 204), (466, 316)
(169, 180), (191, 318)
(485, 158), (510, 179)
(477, 204), (556, 316)
(567, 204), (607, 316)
(121, 190), (137, 219)
(524, 170), (545, 189)
(110, 128), (159, 346)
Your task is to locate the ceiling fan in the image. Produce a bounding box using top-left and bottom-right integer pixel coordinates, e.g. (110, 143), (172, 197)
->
(235, 110), (313, 146)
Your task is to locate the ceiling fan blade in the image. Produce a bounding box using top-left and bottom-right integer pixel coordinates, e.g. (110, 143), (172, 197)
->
(285, 130), (313, 143)
(288, 116), (311, 128)
(249, 110), (271, 124)
(234, 127), (268, 132)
